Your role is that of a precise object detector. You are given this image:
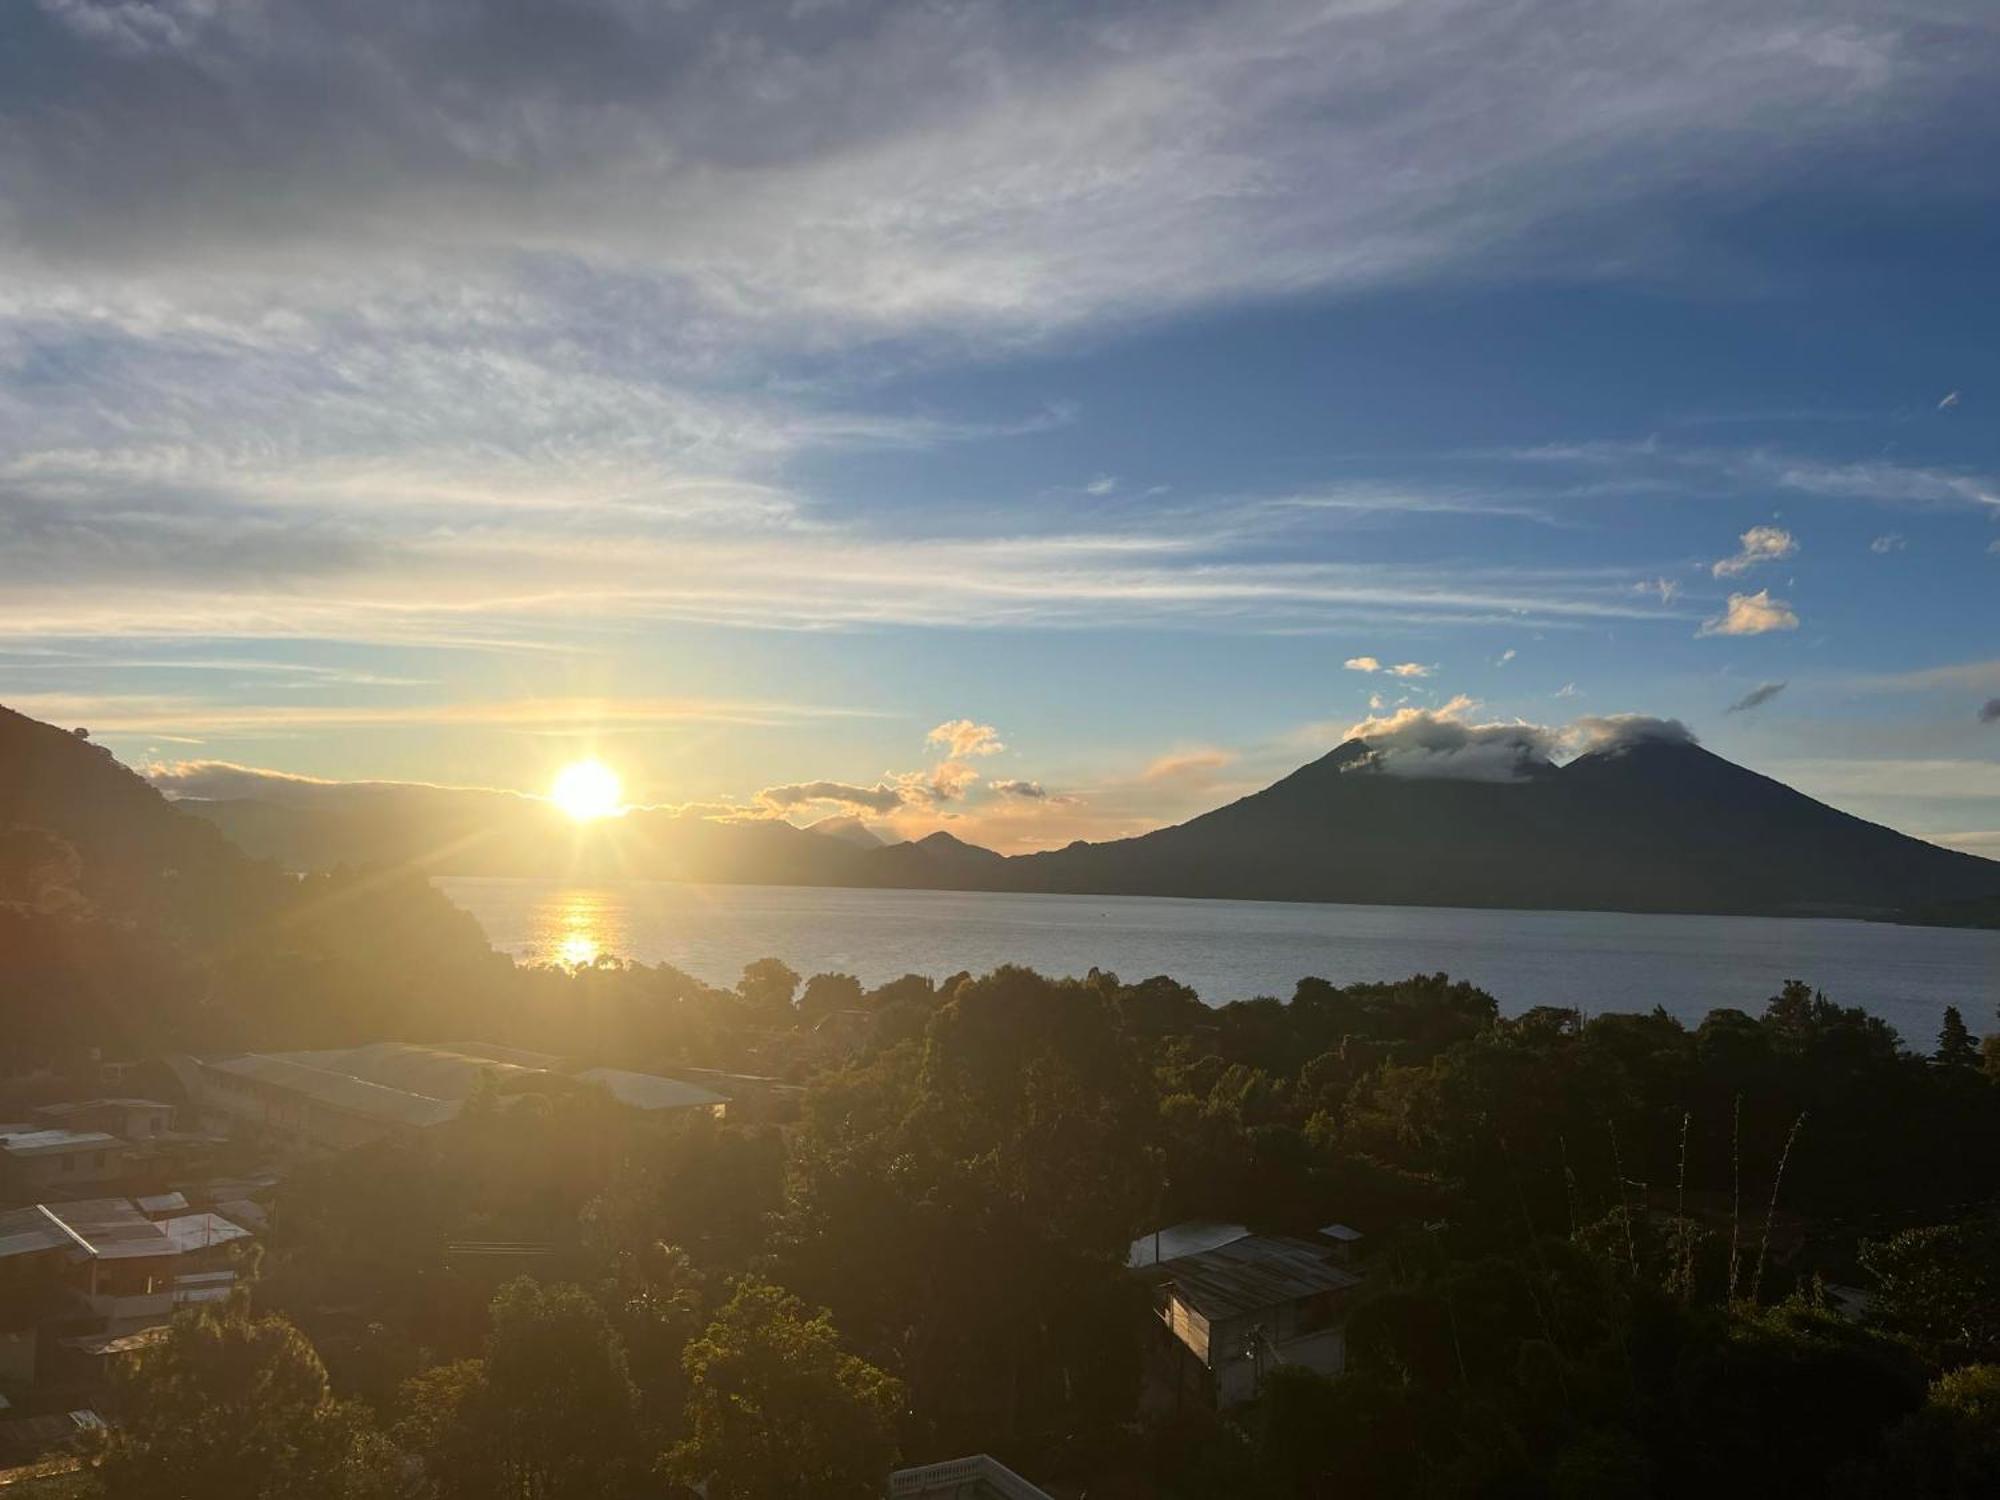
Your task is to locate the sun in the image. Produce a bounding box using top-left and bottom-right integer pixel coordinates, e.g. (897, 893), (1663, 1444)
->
(550, 759), (623, 822)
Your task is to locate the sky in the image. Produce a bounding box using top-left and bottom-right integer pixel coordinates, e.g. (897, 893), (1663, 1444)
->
(2, 0), (1997, 855)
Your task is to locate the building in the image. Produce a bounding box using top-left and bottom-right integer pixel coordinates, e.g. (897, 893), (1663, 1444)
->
(1134, 1225), (1365, 1407)
(168, 1042), (731, 1153)
(888, 1454), (1055, 1499)
(0, 1130), (124, 1196)
(0, 1197), (254, 1396)
(31, 1099), (176, 1143)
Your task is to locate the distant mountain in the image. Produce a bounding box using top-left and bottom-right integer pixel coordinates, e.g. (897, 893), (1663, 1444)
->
(804, 813), (888, 849)
(993, 737), (2000, 918)
(127, 714), (2000, 922)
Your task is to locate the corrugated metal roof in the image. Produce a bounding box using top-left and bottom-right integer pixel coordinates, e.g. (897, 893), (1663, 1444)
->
(203, 1054), (458, 1128)
(0, 1128), (119, 1158)
(159, 1213), (251, 1255)
(1158, 1235), (1363, 1322)
(0, 1206), (66, 1260)
(40, 1199), (174, 1260)
(573, 1067), (729, 1112)
(267, 1043), (548, 1103)
(1128, 1220), (1251, 1270)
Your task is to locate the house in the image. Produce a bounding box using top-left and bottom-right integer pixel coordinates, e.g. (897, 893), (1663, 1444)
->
(0, 1198), (254, 1335)
(168, 1041), (731, 1153)
(888, 1454), (1055, 1499)
(1135, 1228), (1364, 1407)
(0, 1130), (124, 1195)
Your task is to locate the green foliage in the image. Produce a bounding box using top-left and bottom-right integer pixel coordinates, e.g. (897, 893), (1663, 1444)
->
(1861, 1219), (2000, 1368)
(91, 1299), (401, 1500)
(398, 1278), (642, 1499)
(1935, 1006), (1978, 1069)
(664, 1277), (902, 1500)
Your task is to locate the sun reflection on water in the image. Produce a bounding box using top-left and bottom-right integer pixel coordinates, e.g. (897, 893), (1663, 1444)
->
(540, 889), (625, 968)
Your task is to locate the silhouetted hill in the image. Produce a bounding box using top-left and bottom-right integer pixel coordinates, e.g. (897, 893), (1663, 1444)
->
(0, 704), (276, 937)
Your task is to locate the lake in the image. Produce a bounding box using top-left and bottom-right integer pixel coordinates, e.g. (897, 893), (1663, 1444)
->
(436, 877), (2000, 1045)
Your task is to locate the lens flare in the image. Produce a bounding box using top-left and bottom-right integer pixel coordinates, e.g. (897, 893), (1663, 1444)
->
(550, 759), (622, 821)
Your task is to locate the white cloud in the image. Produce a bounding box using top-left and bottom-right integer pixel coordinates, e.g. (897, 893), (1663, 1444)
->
(1084, 476), (1119, 496)
(1712, 525), (1797, 578)
(1555, 682), (1580, 698)
(1939, 390), (1962, 411)
(1344, 656), (1383, 673)
(1497, 648), (1517, 664)
(1699, 589), (1800, 637)
(1635, 577), (1682, 603)
(1388, 662), (1432, 679)
(1870, 533), (1906, 554)
(926, 719), (1006, 758)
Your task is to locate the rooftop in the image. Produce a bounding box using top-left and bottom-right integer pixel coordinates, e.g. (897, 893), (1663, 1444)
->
(34, 1098), (174, 1118)
(0, 1206), (67, 1260)
(573, 1067), (729, 1112)
(1128, 1219), (1251, 1270)
(1156, 1234), (1364, 1322)
(0, 1129), (120, 1158)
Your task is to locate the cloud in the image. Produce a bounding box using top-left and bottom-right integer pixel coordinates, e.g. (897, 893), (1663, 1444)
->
(1635, 577), (1681, 603)
(10, 692), (873, 736)
(1870, 533), (1906, 554)
(990, 778), (1050, 800)
(1564, 714), (1699, 754)
(144, 759), (525, 808)
(1497, 648), (1517, 664)
(1939, 391), (1962, 411)
(926, 719), (1005, 758)
(757, 779), (908, 815)
(1343, 697), (1555, 782)
(1726, 680), (1787, 713)
(1345, 656), (1429, 677)
(1699, 589), (1800, 637)
(1555, 682), (1580, 698)
(1981, 699), (2000, 725)
(1142, 748), (1238, 783)
(1084, 476), (1119, 496)
(1341, 698), (1698, 781)
(1712, 525), (1798, 578)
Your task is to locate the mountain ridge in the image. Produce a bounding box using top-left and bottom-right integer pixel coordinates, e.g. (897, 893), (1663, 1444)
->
(17, 705), (1993, 923)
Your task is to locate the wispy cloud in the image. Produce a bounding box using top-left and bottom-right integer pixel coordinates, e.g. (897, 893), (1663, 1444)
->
(1712, 525), (1797, 578)
(1726, 681), (1787, 713)
(2, 692), (877, 736)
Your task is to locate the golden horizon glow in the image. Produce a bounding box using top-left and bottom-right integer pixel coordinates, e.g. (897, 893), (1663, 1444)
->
(550, 758), (623, 822)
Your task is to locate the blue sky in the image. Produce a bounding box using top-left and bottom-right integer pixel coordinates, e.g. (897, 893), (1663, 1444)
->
(2, 0), (1996, 853)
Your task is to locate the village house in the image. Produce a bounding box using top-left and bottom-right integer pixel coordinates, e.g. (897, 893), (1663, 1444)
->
(1131, 1221), (1366, 1408)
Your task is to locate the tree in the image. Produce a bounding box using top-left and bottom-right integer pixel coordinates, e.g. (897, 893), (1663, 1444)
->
(1861, 1220), (2000, 1367)
(738, 958), (801, 1023)
(798, 971), (864, 1026)
(665, 1278), (901, 1500)
(1936, 1007), (1978, 1069)
(92, 1299), (402, 1499)
(477, 1279), (641, 1498)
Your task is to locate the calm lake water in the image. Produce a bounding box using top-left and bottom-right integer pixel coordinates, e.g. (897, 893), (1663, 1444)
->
(437, 878), (2000, 1046)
